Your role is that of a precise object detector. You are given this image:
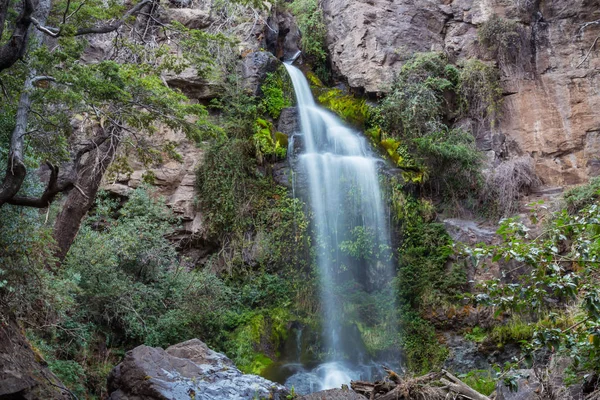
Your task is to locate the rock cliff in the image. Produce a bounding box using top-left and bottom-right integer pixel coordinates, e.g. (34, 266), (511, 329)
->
(322, 0), (600, 186)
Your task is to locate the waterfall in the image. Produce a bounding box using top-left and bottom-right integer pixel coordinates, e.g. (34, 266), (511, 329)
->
(283, 62), (397, 392)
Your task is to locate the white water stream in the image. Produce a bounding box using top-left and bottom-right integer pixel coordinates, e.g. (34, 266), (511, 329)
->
(282, 62), (396, 392)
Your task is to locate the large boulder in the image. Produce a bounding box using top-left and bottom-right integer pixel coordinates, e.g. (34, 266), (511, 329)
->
(107, 339), (289, 400)
(0, 318), (70, 399)
(161, 8), (212, 30)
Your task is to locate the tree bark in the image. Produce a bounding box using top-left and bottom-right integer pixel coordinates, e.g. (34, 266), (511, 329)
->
(0, 0), (50, 207)
(52, 132), (121, 262)
(0, 0), (34, 72)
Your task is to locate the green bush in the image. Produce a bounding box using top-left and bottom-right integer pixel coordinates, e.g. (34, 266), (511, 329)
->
(458, 58), (503, 125)
(261, 67), (294, 119)
(478, 15), (527, 70)
(564, 176), (600, 213)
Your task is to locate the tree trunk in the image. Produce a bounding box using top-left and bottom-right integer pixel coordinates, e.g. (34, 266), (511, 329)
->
(0, 0), (50, 207)
(53, 133), (121, 262)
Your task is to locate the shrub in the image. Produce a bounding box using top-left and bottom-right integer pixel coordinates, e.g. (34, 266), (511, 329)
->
(458, 59), (503, 126)
(478, 15), (530, 74)
(564, 176), (600, 213)
(483, 155), (540, 217)
(380, 52), (455, 138)
(261, 66), (294, 119)
(288, 0), (329, 81)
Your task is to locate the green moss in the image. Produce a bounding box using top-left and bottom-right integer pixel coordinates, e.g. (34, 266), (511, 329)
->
(317, 88), (368, 127)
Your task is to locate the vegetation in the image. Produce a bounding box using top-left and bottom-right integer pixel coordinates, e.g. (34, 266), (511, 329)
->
(261, 66), (294, 119)
(564, 176), (600, 213)
(375, 52), (504, 211)
(288, 0), (330, 82)
(478, 15), (530, 75)
(460, 199), (600, 379)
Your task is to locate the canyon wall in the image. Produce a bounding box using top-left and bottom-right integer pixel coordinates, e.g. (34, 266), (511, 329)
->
(322, 0), (600, 186)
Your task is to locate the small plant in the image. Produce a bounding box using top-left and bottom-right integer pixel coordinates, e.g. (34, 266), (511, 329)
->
(465, 326), (487, 343)
(460, 370), (496, 396)
(478, 15), (530, 74)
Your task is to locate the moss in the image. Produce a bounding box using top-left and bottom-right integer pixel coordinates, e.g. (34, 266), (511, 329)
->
(317, 88), (369, 127)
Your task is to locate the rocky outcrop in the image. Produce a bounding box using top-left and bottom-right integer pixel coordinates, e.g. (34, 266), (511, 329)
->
(320, 0), (600, 186)
(241, 51), (281, 95)
(266, 9), (302, 61)
(102, 124), (211, 261)
(0, 318), (70, 399)
(322, 0), (448, 94)
(107, 339), (288, 400)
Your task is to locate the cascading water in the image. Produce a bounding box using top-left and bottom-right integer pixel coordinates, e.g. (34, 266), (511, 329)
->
(279, 61), (398, 393)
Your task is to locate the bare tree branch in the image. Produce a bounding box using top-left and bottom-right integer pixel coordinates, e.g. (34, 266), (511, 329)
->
(31, 0), (153, 37)
(7, 163), (74, 208)
(0, 0), (34, 72)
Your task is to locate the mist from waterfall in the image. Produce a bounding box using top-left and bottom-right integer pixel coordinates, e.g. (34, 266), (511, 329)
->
(282, 62), (397, 392)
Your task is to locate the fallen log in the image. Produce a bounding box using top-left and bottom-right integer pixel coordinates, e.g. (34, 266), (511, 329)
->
(440, 369), (491, 400)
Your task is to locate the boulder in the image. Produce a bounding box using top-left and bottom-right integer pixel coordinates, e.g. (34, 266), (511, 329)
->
(107, 339), (289, 400)
(443, 219), (496, 245)
(161, 8), (212, 30)
(241, 51), (280, 95)
(0, 318), (70, 399)
(164, 67), (222, 100)
(266, 9), (302, 61)
(161, 8), (212, 29)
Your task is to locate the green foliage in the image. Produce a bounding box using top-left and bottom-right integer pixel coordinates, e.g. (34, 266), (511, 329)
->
(261, 66), (294, 119)
(465, 326), (488, 343)
(289, 0), (327, 62)
(399, 307), (449, 374)
(460, 370), (496, 396)
(478, 16), (521, 59)
(564, 177), (600, 213)
(317, 89), (369, 127)
(288, 0), (329, 82)
(458, 59), (503, 125)
(254, 118), (287, 162)
(459, 199), (600, 375)
(390, 183), (463, 309)
(376, 52), (496, 209)
(380, 52), (455, 138)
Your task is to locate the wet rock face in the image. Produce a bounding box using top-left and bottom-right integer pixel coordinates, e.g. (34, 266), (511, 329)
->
(0, 318), (70, 399)
(266, 8), (302, 61)
(320, 0), (600, 185)
(107, 339), (289, 400)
